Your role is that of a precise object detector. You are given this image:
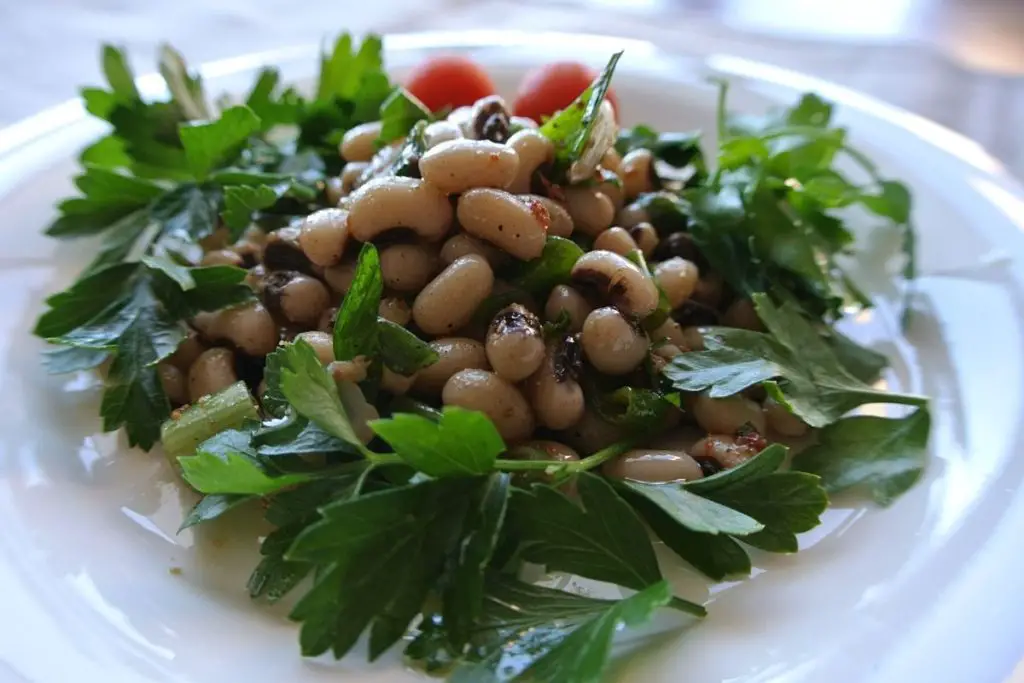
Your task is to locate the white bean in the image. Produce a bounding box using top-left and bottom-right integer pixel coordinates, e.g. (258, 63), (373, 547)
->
(347, 176), (453, 242)
(340, 121), (382, 162)
(457, 189), (549, 261)
(419, 139), (519, 194)
(413, 254), (494, 336)
(506, 129), (555, 194)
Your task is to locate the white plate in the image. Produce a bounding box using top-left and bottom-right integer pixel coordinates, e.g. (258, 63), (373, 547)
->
(1, 31), (1023, 683)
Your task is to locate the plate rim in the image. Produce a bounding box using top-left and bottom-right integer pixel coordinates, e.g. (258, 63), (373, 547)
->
(2, 29), (1024, 683)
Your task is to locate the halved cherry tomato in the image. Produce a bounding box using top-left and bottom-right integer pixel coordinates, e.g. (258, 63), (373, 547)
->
(513, 61), (619, 123)
(405, 55), (497, 113)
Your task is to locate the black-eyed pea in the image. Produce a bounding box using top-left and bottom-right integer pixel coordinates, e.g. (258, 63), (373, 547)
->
(158, 362), (188, 405)
(329, 357), (371, 384)
(523, 195), (573, 238)
(169, 332), (205, 372)
(325, 176), (345, 207)
(381, 367), (417, 395)
(559, 407), (625, 454)
(298, 208), (349, 267)
(723, 299), (764, 331)
(506, 129), (555, 194)
(764, 398), (809, 437)
(187, 348), (238, 402)
(595, 169), (625, 211)
(509, 440), (579, 465)
(446, 105), (474, 137)
(339, 121), (382, 162)
(524, 336), (585, 430)
(650, 318), (687, 348)
(440, 233), (506, 268)
(563, 186), (615, 238)
(603, 449), (704, 483)
(601, 147), (623, 174)
(592, 227), (639, 257)
(457, 189), (549, 261)
(621, 148), (657, 199)
(340, 161), (369, 195)
(263, 271), (332, 328)
(379, 243), (440, 293)
(413, 337), (489, 396)
(508, 440), (579, 487)
(485, 304), (545, 382)
(580, 307), (649, 375)
(419, 139), (519, 194)
(295, 331), (335, 365)
(216, 302), (280, 357)
(692, 394), (767, 435)
(201, 249), (244, 267)
(470, 95), (511, 143)
(691, 273), (725, 308)
(442, 369), (535, 443)
(571, 250), (659, 317)
(544, 285), (592, 333)
(509, 115), (538, 132)
(680, 326), (705, 351)
(323, 259), (357, 295)
(319, 307), (338, 333)
(616, 200), (649, 229)
(263, 226), (314, 274)
(423, 120), (463, 149)
(378, 297), (411, 326)
(245, 264), (266, 292)
(655, 257), (700, 309)
(628, 222), (658, 257)
(690, 434), (759, 470)
(412, 255), (494, 336)
(347, 176), (454, 243)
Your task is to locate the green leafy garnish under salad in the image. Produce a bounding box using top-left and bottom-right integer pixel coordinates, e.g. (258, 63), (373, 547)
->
(33, 33), (929, 682)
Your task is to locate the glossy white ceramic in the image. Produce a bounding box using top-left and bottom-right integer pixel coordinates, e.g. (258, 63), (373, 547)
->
(1, 31), (1023, 683)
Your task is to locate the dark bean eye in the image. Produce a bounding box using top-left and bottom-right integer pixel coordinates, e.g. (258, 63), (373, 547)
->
(553, 333), (582, 382)
(694, 456), (722, 477)
(480, 113), (509, 143)
(673, 299), (720, 327)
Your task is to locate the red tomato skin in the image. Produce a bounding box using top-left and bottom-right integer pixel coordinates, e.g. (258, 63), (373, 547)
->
(405, 55), (497, 112)
(513, 61), (619, 123)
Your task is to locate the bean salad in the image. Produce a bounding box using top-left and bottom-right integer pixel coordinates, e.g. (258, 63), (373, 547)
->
(34, 34), (933, 681)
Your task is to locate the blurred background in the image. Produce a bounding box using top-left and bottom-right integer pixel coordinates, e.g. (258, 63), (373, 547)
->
(1, 0), (1022, 178)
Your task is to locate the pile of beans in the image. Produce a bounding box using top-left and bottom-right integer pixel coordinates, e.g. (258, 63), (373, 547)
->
(162, 93), (808, 484)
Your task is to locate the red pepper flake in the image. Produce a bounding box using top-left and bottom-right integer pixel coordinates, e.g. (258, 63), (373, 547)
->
(525, 198), (551, 233)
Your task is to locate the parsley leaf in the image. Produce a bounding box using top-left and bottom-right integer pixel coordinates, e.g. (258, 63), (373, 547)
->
(221, 184), (279, 232)
(663, 294), (926, 427)
(628, 445), (827, 580)
(445, 576), (677, 683)
(794, 407), (930, 505)
(443, 473), (511, 651)
(370, 407), (505, 477)
(539, 52), (621, 181)
(285, 477), (483, 658)
(508, 473), (704, 616)
(378, 87), (432, 145)
(178, 105), (261, 180)
(617, 482), (764, 536)
(378, 318), (439, 375)
(333, 243), (383, 362)
(277, 339), (366, 449)
(179, 429), (314, 494)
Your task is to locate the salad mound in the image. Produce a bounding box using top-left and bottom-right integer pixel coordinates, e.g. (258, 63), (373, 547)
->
(34, 34), (929, 682)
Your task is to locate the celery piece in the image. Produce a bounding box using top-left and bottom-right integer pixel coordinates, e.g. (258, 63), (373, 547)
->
(160, 381), (259, 465)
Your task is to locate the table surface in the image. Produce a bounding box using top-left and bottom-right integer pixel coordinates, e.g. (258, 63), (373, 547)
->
(2, 0), (1023, 178)
(1, 1), (1022, 680)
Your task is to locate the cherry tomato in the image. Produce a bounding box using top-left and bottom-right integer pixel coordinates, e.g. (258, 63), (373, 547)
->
(513, 61), (619, 123)
(405, 55), (497, 112)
